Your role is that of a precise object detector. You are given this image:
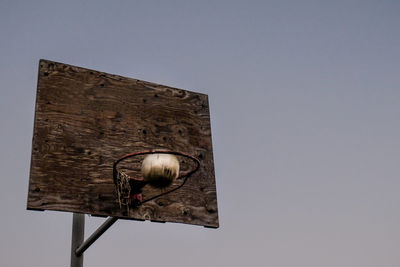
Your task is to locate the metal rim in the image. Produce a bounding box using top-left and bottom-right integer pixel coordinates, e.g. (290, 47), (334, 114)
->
(113, 150), (200, 207)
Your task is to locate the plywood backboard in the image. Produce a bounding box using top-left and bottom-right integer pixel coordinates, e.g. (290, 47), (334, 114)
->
(27, 60), (218, 228)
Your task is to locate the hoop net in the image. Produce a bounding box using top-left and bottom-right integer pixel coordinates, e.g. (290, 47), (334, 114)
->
(115, 170), (131, 212)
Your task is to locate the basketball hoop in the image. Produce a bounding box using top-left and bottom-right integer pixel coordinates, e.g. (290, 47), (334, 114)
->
(113, 150), (200, 211)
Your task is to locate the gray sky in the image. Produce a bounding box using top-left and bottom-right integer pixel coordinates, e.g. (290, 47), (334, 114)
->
(1, 1), (400, 266)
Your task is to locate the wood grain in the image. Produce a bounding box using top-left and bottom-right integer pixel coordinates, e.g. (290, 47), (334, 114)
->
(27, 60), (218, 228)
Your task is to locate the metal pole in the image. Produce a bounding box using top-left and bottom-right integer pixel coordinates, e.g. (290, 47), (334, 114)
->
(75, 217), (118, 257)
(71, 213), (85, 267)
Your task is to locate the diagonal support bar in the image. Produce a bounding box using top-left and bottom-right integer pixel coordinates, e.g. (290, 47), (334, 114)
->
(75, 216), (118, 257)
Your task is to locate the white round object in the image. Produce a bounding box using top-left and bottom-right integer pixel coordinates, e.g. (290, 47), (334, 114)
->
(141, 153), (180, 188)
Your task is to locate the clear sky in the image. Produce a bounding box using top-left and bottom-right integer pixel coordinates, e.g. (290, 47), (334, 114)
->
(1, 1), (400, 266)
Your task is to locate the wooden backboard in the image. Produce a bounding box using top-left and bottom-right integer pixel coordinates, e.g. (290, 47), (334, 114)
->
(27, 60), (218, 228)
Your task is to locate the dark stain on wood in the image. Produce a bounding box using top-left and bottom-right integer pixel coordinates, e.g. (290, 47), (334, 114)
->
(27, 59), (219, 228)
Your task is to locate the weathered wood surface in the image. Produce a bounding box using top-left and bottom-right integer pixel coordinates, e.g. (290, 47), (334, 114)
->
(28, 60), (218, 228)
